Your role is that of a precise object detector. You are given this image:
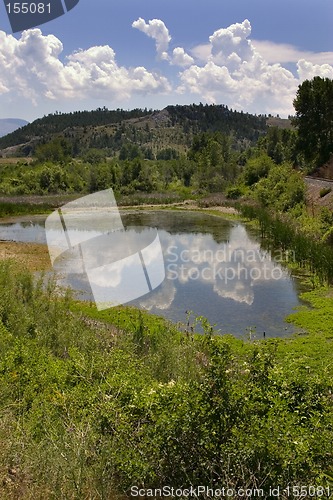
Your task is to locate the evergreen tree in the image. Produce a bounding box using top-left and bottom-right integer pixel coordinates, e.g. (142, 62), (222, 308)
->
(293, 76), (333, 167)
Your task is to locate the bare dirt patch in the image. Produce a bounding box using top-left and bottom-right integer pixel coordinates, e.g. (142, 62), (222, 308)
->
(0, 241), (50, 271)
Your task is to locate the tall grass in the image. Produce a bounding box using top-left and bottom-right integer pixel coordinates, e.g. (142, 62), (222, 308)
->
(0, 201), (52, 217)
(238, 203), (333, 284)
(0, 261), (333, 497)
(116, 190), (193, 206)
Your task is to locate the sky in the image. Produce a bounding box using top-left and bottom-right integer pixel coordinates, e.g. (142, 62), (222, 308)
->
(0, 0), (332, 122)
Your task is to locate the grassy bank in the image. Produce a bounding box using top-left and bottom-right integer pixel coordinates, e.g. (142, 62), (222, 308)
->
(0, 200), (54, 218)
(0, 190), (196, 218)
(0, 260), (332, 499)
(0, 201), (333, 498)
(0, 194), (82, 218)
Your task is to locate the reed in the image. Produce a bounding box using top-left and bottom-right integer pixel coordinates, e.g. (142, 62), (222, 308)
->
(238, 203), (333, 284)
(0, 201), (52, 217)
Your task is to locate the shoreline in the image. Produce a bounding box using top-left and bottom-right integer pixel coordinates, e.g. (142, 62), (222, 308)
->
(1, 205), (333, 389)
(0, 240), (50, 271)
(0, 203), (328, 348)
(0, 203), (239, 272)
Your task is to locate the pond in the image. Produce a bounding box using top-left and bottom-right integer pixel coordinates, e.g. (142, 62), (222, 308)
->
(0, 210), (304, 339)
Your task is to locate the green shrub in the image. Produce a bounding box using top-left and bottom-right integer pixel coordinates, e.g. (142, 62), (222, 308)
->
(226, 186), (243, 199)
(0, 261), (333, 497)
(242, 154), (275, 186)
(254, 163), (305, 212)
(320, 187), (332, 198)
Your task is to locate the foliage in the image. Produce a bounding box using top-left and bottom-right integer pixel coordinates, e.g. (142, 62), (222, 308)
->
(0, 147), (237, 197)
(167, 103), (267, 141)
(82, 148), (107, 165)
(188, 132), (239, 191)
(0, 104), (268, 161)
(242, 154), (275, 186)
(253, 163), (305, 212)
(34, 137), (72, 164)
(238, 204), (333, 284)
(0, 107), (151, 150)
(0, 261), (332, 498)
(0, 160), (88, 195)
(225, 186), (244, 199)
(293, 76), (333, 168)
(318, 207), (333, 245)
(256, 126), (298, 165)
(320, 187), (332, 198)
(0, 104), (284, 201)
(319, 207), (333, 232)
(156, 148), (180, 160)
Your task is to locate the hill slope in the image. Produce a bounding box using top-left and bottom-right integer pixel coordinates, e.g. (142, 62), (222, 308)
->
(0, 104), (267, 157)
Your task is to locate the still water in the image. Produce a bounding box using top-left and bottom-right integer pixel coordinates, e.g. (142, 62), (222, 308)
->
(0, 210), (303, 338)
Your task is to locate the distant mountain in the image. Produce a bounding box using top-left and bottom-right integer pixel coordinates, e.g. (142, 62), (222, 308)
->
(0, 105), (268, 157)
(0, 118), (29, 138)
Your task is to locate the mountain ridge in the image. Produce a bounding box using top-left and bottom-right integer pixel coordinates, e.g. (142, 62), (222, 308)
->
(0, 104), (289, 158)
(0, 118), (29, 138)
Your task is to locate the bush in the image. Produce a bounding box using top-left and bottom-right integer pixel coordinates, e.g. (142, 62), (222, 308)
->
(254, 163), (305, 212)
(0, 261), (333, 497)
(226, 186), (243, 199)
(320, 187), (332, 198)
(242, 154), (275, 186)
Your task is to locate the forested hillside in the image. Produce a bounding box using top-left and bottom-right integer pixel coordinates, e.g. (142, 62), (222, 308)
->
(0, 104), (268, 158)
(0, 78), (331, 215)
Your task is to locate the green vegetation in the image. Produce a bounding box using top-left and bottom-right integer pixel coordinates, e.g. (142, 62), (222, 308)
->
(0, 83), (327, 201)
(320, 187), (332, 198)
(255, 126), (298, 165)
(0, 104), (269, 205)
(238, 204), (333, 285)
(0, 133), (238, 197)
(0, 104), (267, 157)
(293, 76), (333, 169)
(0, 261), (333, 498)
(230, 154), (333, 287)
(0, 200), (52, 218)
(0, 77), (333, 497)
(0, 107), (151, 152)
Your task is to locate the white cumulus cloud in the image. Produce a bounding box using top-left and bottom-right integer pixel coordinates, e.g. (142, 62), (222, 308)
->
(297, 59), (333, 81)
(0, 29), (171, 104)
(132, 17), (171, 61)
(177, 19), (333, 116)
(171, 47), (194, 67)
(0, 19), (332, 117)
(209, 19), (253, 67)
(132, 18), (194, 67)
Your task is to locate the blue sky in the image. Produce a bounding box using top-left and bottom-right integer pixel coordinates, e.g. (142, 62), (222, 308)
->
(0, 0), (332, 121)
